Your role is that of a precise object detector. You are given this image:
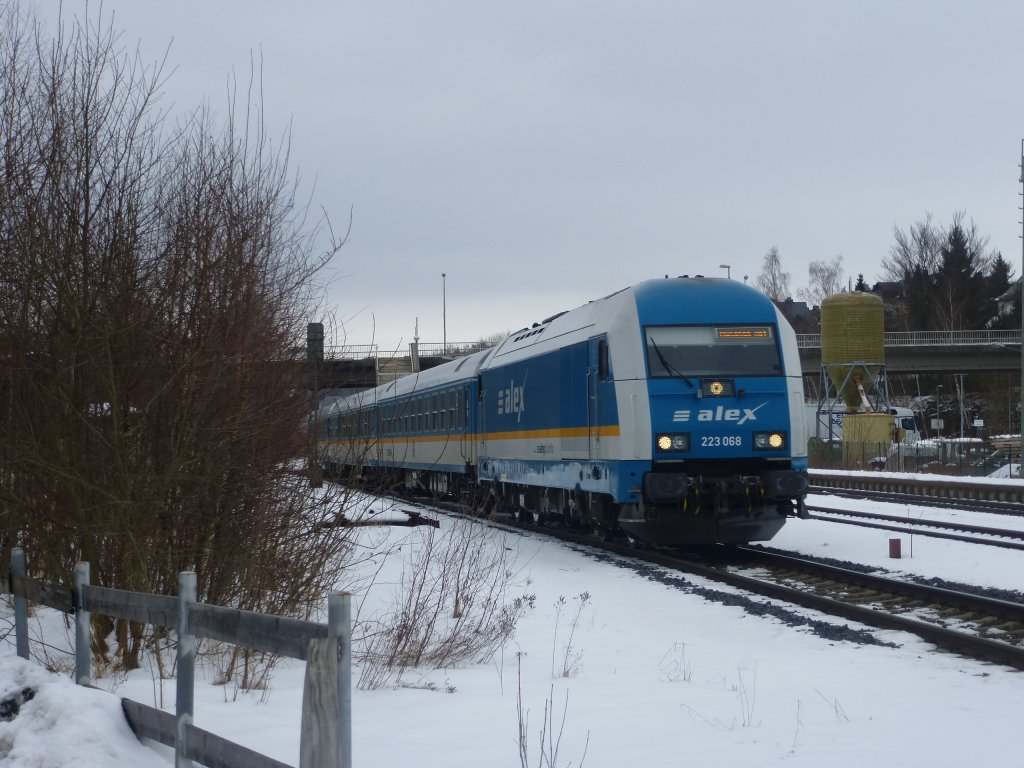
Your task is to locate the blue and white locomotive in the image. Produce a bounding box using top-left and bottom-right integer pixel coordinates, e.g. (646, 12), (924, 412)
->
(318, 277), (809, 545)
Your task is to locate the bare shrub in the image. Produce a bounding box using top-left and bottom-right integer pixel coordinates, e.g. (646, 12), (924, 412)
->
(658, 641), (694, 683)
(516, 653), (589, 768)
(551, 592), (590, 678)
(357, 518), (534, 689)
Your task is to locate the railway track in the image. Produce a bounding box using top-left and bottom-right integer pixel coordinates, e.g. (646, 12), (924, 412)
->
(811, 485), (1024, 517)
(494, 513), (1024, 671)
(384, 483), (1024, 670)
(805, 504), (1024, 550)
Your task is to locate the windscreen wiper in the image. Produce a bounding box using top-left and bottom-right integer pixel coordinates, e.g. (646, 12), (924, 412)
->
(647, 335), (694, 388)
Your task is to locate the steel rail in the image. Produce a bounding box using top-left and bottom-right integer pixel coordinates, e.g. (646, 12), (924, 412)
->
(806, 505), (1024, 550)
(811, 486), (1024, 517)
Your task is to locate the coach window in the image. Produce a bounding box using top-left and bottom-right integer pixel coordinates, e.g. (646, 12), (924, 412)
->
(598, 339), (609, 380)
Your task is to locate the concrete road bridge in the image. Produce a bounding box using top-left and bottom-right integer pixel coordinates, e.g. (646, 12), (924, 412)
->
(316, 330), (1023, 391)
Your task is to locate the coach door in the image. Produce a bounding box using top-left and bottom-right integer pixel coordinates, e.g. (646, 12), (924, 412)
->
(459, 384), (474, 464)
(587, 337), (608, 459)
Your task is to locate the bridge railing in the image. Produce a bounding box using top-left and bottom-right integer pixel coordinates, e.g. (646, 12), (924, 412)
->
(415, 341), (498, 357)
(325, 344), (380, 359)
(796, 329), (1021, 349)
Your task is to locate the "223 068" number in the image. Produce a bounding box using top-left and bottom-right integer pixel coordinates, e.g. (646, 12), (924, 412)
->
(701, 435), (742, 447)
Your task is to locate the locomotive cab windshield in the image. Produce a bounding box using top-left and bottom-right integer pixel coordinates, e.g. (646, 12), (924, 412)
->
(645, 325), (781, 377)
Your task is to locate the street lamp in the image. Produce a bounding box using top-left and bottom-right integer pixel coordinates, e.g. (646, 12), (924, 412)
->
(719, 264), (731, 279)
(442, 272), (447, 356)
(1019, 139), (1024, 446)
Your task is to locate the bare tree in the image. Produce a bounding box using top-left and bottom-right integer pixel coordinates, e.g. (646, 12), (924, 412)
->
(884, 211), (1001, 332)
(0, 5), (359, 673)
(798, 255), (845, 307)
(882, 212), (942, 283)
(755, 246), (790, 302)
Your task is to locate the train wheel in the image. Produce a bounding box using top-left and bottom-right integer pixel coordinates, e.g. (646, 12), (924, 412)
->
(518, 507), (543, 526)
(625, 534), (647, 550)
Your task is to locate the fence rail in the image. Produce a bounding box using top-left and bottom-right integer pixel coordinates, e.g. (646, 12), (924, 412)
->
(5, 549), (351, 768)
(796, 329), (1021, 349)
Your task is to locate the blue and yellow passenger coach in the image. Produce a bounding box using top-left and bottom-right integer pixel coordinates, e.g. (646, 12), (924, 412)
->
(319, 276), (808, 545)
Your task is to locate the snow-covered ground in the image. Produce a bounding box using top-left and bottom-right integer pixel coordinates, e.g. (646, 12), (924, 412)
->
(3, 490), (1023, 767)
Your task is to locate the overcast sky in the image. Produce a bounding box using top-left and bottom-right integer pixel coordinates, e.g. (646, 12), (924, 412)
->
(56, 1), (1024, 350)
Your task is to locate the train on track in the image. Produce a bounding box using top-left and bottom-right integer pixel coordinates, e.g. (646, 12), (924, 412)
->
(316, 276), (809, 545)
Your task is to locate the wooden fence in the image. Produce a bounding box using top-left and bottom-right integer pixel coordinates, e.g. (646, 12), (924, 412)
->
(5, 547), (351, 768)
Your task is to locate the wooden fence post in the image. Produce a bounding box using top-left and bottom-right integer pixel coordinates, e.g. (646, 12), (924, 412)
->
(12, 548), (28, 660)
(74, 562), (91, 685)
(329, 591), (352, 768)
(176, 571), (197, 768)
(299, 591), (352, 768)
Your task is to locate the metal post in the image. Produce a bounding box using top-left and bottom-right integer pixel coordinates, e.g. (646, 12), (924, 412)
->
(1019, 140), (1024, 458)
(442, 272), (447, 356)
(12, 548), (28, 659)
(329, 592), (352, 768)
(176, 571), (197, 768)
(957, 373), (966, 444)
(73, 562), (91, 685)
(308, 322), (324, 489)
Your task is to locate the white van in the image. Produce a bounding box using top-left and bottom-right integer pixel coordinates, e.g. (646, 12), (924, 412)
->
(804, 403), (920, 445)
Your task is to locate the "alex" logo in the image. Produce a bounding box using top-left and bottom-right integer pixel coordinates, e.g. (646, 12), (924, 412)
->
(672, 403), (767, 425)
(497, 378), (527, 422)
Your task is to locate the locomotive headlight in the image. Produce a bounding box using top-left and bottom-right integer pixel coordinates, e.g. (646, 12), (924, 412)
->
(753, 431), (787, 450)
(656, 433), (690, 452)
